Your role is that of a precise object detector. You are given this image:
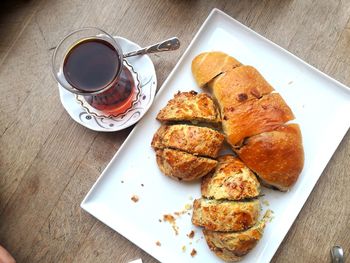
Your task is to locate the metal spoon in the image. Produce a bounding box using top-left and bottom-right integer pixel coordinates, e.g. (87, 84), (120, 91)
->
(331, 246), (344, 263)
(123, 37), (180, 58)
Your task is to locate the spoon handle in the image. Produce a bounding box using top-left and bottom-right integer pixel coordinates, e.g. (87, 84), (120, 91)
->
(123, 37), (180, 58)
(331, 246), (344, 263)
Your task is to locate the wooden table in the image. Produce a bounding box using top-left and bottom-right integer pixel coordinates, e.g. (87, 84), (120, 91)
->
(1, 0), (349, 262)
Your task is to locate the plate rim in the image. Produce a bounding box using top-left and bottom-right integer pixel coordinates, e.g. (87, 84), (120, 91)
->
(81, 8), (350, 263)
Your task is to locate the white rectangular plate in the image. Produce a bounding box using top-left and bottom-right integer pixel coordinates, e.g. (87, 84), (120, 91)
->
(81, 8), (350, 263)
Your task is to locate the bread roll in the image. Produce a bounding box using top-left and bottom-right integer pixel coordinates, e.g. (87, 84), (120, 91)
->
(192, 198), (260, 232)
(192, 52), (241, 87)
(201, 155), (260, 200)
(155, 148), (217, 181)
(191, 52), (304, 191)
(156, 91), (220, 123)
(209, 65), (274, 107)
(151, 124), (225, 158)
(203, 218), (266, 262)
(222, 93), (295, 146)
(236, 124), (304, 191)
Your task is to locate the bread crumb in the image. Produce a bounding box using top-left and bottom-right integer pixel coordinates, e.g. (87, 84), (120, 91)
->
(158, 219), (162, 222)
(185, 203), (192, 210)
(163, 214), (179, 235)
(121, 180), (124, 183)
(141, 183), (144, 187)
(187, 230), (195, 239)
(182, 245), (186, 252)
(131, 195), (139, 203)
(288, 81), (293, 85)
(262, 199), (270, 206)
(163, 214), (175, 222)
(190, 249), (197, 257)
(156, 241), (161, 246)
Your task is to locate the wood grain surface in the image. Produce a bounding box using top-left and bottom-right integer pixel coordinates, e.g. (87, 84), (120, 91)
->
(0, 0), (349, 262)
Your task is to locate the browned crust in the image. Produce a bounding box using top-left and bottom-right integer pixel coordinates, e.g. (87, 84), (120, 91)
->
(205, 237), (242, 262)
(203, 219), (265, 259)
(155, 148), (217, 181)
(191, 198), (260, 232)
(156, 91), (221, 123)
(191, 52), (241, 87)
(209, 65), (274, 108)
(201, 155), (260, 200)
(222, 93), (295, 146)
(151, 124), (225, 158)
(236, 124), (304, 191)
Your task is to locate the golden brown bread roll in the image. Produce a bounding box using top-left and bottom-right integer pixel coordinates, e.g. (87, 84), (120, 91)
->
(201, 155), (260, 200)
(156, 91), (220, 123)
(191, 52), (304, 192)
(155, 148), (217, 181)
(192, 198), (260, 232)
(209, 65), (274, 107)
(151, 124), (225, 158)
(203, 213), (268, 262)
(222, 93), (295, 146)
(236, 124), (304, 191)
(192, 52), (241, 87)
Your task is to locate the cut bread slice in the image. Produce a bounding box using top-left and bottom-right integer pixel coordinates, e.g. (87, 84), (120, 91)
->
(156, 91), (220, 124)
(201, 155), (260, 200)
(151, 124), (225, 158)
(209, 65), (274, 108)
(192, 198), (260, 232)
(222, 93), (295, 146)
(203, 212), (269, 262)
(236, 124), (304, 191)
(192, 52), (241, 87)
(155, 148), (217, 181)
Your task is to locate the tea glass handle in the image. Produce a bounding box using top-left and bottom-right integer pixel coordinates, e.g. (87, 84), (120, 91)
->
(123, 37), (180, 58)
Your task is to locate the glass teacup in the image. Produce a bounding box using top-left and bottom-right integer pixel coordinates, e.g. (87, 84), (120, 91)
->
(52, 27), (139, 116)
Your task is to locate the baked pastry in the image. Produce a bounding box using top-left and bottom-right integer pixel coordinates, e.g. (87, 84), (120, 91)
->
(201, 155), (260, 200)
(209, 65), (274, 107)
(221, 93), (295, 146)
(192, 198), (260, 232)
(236, 124), (304, 191)
(155, 148), (217, 181)
(192, 155), (266, 261)
(192, 52), (241, 87)
(156, 91), (220, 123)
(203, 213), (269, 262)
(191, 51), (304, 191)
(151, 124), (225, 158)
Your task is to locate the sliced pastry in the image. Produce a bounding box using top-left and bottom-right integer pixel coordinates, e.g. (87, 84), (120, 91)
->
(222, 93), (295, 146)
(155, 148), (217, 181)
(209, 65), (274, 108)
(201, 155), (260, 201)
(192, 198), (260, 232)
(192, 52), (241, 87)
(203, 212), (269, 262)
(236, 124), (304, 191)
(151, 124), (225, 158)
(156, 91), (220, 124)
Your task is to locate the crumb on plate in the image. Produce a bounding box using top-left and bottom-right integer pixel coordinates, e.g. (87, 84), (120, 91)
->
(131, 195), (139, 203)
(187, 230), (195, 239)
(190, 249), (197, 257)
(182, 245), (186, 252)
(156, 241), (161, 246)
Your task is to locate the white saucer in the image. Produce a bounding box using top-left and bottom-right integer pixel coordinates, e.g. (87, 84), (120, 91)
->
(58, 36), (157, 132)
